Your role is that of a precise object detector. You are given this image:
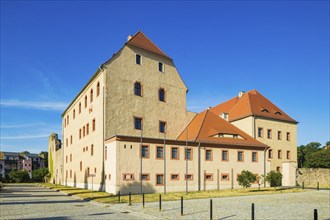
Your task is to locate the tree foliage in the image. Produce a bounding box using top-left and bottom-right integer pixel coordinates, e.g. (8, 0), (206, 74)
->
(8, 170), (30, 183)
(298, 141), (330, 168)
(265, 171), (282, 188)
(32, 168), (49, 182)
(237, 170), (257, 188)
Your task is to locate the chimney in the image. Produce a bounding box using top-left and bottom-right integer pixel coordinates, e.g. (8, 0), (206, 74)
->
(127, 35), (132, 42)
(239, 91), (245, 98)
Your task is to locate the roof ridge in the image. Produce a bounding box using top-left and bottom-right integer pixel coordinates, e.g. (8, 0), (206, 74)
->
(246, 92), (254, 116)
(195, 110), (209, 141)
(176, 113), (199, 140)
(228, 93), (248, 116)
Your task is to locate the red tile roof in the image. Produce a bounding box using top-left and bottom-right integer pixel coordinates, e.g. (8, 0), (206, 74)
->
(210, 90), (297, 123)
(177, 110), (268, 148)
(126, 31), (170, 59)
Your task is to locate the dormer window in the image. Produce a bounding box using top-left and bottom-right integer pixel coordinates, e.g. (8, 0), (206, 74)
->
(217, 133), (224, 137)
(220, 112), (228, 120)
(136, 54), (141, 65)
(159, 62), (164, 72)
(262, 109), (269, 113)
(275, 111), (282, 115)
(233, 134), (238, 138)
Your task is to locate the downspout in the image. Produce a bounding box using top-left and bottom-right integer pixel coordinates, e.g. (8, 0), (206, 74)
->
(101, 66), (105, 191)
(264, 147), (267, 187)
(197, 142), (201, 191)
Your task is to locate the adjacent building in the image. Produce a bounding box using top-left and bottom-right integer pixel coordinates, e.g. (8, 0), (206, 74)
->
(49, 31), (297, 194)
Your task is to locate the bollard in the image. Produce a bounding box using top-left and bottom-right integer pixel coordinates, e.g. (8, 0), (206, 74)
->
(210, 199), (213, 220)
(142, 193), (145, 208)
(128, 192), (132, 206)
(317, 182), (319, 190)
(118, 191), (121, 204)
(159, 194), (162, 211)
(314, 209), (318, 220)
(251, 203), (255, 220)
(302, 182), (304, 189)
(181, 196), (183, 216)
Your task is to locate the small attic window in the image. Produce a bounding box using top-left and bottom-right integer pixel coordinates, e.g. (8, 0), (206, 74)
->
(136, 54), (141, 65)
(261, 109), (269, 113)
(275, 111), (282, 115)
(217, 134), (224, 137)
(233, 134), (238, 138)
(220, 112), (228, 120)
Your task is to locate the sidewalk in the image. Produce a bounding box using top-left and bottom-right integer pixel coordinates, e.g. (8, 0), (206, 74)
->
(111, 190), (330, 219)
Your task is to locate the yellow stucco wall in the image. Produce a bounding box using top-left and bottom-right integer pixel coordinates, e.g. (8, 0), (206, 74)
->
(104, 46), (196, 140)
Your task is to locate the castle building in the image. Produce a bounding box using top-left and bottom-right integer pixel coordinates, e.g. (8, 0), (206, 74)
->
(49, 31), (297, 194)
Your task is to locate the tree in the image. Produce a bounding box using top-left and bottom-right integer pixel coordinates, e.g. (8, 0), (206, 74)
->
(32, 168), (49, 182)
(8, 170), (30, 183)
(256, 175), (264, 191)
(297, 142), (322, 168)
(237, 170), (257, 188)
(305, 148), (330, 168)
(265, 171), (282, 189)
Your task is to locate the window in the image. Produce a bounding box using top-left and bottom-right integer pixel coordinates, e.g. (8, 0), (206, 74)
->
(79, 129), (81, 139)
(94, 168), (97, 174)
(159, 121), (166, 133)
(92, 119), (96, 131)
(70, 135), (72, 145)
(205, 149), (212, 161)
(262, 109), (269, 113)
(287, 150), (291, 159)
(136, 54), (141, 65)
(156, 174), (164, 185)
(171, 147), (179, 159)
(67, 115), (69, 125)
(159, 88), (165, 102)
(237, 151), (244, 162)
(64, 118), (66, 127)
(156, 146), (164, 159)
(184, 174), (193, 181)
(66, 138), (68, 147)
(170, 174), (179, 180)
(105, 147), (107, 161)
(267, 129), (272, 139)
(86, 146), (88, 151)
(87, 167), (90, 175)
(73, 109), (75, 119)
(258, 127), (263, 138)
(91, 144), (94, 156)
(276, 166), (281, 172)
(80, 161), (82, 171)
(221, 173), (229, 181)
(275, 111), (282, 115)
(222, 150), (228, 161)
(123, 173), (134, 181)
(278, 131), (282, 140)
(86, 123), (89, 135)
(158, 62), (164, 72)
(90, 89), (93, 103)
(252, 152), (258, 162)
(141, 145), (149, 158)
(141, 174), (150, 181)
(286, 132), (290, 141)
(83, 126), (85, 137)
(97, 82), (100, 96)
(268, 149), (273, 159)
(134, 117), (142, 130)
(84, 95), (87, 108)
(185, 148), (192, 160)
(278, 150), (282, 159)
(134, 82), (142, 96)
(205, 173), (213, 181)
(79, 102), (81, 113)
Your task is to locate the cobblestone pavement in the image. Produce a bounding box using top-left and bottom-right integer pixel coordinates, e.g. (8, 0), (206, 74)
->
(0, 184), (149, 219)
(113, 190), (330, 220)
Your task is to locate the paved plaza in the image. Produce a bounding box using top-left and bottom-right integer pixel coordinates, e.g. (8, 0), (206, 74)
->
(0, 184), (329, 219)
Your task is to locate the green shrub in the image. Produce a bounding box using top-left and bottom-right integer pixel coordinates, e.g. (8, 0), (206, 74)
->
(32, 168), (49, 182)
(265, 171), (283, 189)
(8, 170), (30, 183)
(237, 170), (257, 188)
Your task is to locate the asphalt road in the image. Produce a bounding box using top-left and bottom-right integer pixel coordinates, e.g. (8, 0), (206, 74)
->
(0, 184), (149, 220)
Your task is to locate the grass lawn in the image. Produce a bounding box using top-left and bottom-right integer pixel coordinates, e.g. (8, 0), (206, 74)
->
(40, 183), (305, 204)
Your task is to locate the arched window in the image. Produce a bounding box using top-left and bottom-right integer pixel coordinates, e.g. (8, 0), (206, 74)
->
(79, 103), (81, 113)
(84, 95), (87, 108)
(159, 88), (165, 102)
(96, 82), (100, 96)
(134, 82), (142, 96)
(90, 89), (93, 103)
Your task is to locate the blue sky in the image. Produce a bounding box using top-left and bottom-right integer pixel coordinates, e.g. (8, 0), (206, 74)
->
(1, 1), (329, 153)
